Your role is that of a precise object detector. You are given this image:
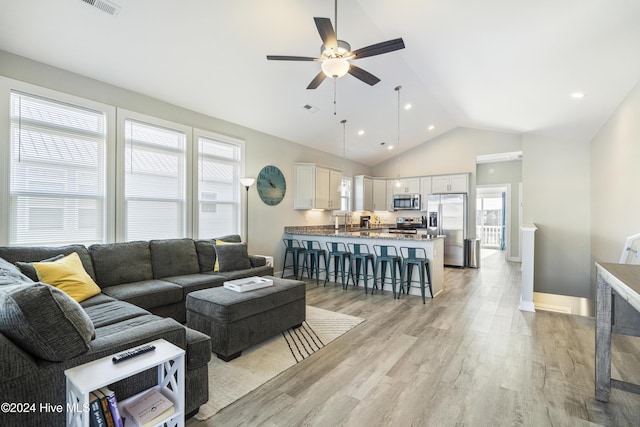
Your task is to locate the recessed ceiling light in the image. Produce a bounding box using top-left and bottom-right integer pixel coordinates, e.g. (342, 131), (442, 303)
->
(571, 92), (585, 99)
(387, 145), (394, 150)
(358, 130), (365, 136)
(428, 125), (435, 131)
(404, 104), (412, 110)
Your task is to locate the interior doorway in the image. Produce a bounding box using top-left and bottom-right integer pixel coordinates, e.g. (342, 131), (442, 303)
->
(476, 185), (511, 258)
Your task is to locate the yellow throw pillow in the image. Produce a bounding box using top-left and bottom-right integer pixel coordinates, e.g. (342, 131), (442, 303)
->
(33, 252), (101, 303)
(214, 240), (232, 272)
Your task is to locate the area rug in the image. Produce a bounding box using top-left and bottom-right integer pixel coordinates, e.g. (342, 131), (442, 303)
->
(194, 305), (365, 421)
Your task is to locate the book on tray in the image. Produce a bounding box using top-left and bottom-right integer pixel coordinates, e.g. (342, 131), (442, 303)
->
(223, 276), (273, 292)
(122, 388), (175, 427)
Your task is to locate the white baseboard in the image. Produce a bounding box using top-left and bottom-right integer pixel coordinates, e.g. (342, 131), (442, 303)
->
(519, 298), (536, 312)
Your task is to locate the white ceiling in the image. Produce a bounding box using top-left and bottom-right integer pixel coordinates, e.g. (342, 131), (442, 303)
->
(1, 0), (639, 166)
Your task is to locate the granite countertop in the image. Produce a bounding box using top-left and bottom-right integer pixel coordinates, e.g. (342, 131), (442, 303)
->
(284, 226), (443, 241)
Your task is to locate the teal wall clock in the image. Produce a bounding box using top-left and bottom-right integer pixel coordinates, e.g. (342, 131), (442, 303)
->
(257, 165), (286, 206)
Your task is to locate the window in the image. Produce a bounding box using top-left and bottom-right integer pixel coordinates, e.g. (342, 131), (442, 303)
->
(339, 177), (352, 212)
(8, 91), (107, 245)
(1, 80), (245, 246)
(195, 132), (242, 238)
(120, 113), (189, 241)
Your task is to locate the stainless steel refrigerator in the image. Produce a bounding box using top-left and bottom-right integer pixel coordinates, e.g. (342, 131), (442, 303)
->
(427, 194), (467, 267)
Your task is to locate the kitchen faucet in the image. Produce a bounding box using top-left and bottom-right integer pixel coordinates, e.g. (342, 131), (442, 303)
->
(333, 213), (351, 231)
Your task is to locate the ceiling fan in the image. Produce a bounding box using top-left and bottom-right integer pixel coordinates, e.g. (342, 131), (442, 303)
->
(266, 0), (405, 89)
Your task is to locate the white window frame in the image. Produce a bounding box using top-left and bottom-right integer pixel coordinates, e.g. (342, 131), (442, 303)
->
(192, 128), (245, 239)
(0, 77), (116, 245)
(116, 108), (193, 241)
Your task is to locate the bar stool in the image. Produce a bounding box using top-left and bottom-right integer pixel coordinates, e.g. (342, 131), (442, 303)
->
(324, 242), (353, 289)
(400, 246), (433, 304)
(373, 245), (402, 298)
(347, 243), (375, 294)
(300, 240), (328, 286)
(281, 238), (306, 279)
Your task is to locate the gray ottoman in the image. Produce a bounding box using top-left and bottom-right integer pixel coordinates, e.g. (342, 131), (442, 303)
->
(186, 276), (306, 361)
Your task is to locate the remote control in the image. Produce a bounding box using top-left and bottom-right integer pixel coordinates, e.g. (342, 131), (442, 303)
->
(112, 344), (156, 364)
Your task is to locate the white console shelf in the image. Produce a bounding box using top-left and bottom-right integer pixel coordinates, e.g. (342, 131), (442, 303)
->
(65, 339), (185, 427)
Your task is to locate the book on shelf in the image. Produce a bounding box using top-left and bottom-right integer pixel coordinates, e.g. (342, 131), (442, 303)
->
(99, 387), (124, 427)
(223, 276), (273, 292)
(122, 388), (175, 427)
(93, 388), (115, 427)
(88, 392), (107, 427)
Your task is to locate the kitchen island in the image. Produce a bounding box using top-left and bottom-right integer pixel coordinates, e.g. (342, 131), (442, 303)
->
(284, 226), (444, 298)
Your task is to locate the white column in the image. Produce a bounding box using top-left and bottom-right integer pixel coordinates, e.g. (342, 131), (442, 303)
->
(520, 224), (537, 312)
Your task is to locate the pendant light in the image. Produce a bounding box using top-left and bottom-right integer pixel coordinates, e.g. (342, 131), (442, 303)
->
(337, 119), (347, 192)
(394, 85), (402, 188)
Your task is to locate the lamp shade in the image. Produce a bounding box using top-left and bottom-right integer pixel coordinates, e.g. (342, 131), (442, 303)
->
(321, 58), (350, 78)
(240, 177), (255, 187)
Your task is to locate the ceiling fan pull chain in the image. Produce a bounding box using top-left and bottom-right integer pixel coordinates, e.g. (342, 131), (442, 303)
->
(334, 78), (337, 115)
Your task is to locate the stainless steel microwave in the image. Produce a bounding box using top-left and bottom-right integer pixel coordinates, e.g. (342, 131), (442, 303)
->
(392, 194), (421, 210)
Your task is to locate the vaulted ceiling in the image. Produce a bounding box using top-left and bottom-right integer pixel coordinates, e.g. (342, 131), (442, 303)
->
(1, 0), (639, 166)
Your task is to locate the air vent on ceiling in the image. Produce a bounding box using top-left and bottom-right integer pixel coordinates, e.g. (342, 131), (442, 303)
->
(80, 0), (121, 16)
(302, 104), (319, 113)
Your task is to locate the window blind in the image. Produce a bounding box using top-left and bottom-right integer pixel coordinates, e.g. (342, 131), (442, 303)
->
(9, 91), (106, 245)
(197, 135), (241, 238)
(124, 119), (187, 240)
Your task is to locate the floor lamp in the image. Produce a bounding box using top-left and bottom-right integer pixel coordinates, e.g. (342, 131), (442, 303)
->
(239, 178), (255, 246)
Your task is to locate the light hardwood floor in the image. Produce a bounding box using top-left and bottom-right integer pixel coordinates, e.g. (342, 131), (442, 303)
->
(188, 251), (640, 426)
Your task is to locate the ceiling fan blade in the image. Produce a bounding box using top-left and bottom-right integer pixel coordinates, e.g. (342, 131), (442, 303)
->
(314, 17), (337, 51)
(266, 55), (318, 61)
(306, 71), (327, 89)
(348, 64), (381, 86)
(351, 38), (405, 59)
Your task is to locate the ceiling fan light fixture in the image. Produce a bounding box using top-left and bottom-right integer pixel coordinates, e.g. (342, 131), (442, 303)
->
(321, 57), (350, 78)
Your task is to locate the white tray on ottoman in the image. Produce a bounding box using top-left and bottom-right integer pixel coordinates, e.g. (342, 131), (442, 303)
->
(223, 276), (273, 292)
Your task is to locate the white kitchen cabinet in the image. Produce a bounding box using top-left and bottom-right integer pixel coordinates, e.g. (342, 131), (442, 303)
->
(431, 173), (468, 193)
(372, 179), (388, 211)
(354, 176), (373, 211)
(391, 177), (420, 194)
(293, 163), (342, 210)
(420, 177), (432, 210)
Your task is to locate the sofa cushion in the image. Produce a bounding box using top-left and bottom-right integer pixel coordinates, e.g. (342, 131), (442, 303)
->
(0, 257), (33, 286)
(33, 252), (102, 302)
(15, 254), (64, 282)
(215, 234), (242, 243)
(100, 280), (183, 310)
(83, 300), (151, 328)
(249, 255), (267, 268)
(79, 292), (117, 308)
(0, 283), (95, 361)
(216, 265), (274, 281)
(150, 239), (200, 279)
(195, 235), (242, 273)
(194, 240), (216, 273)
(215, 243), (251, 272)
(89, 241), (153, 287)
(0, 244), (97, 281)
(163, 273), (226, 297)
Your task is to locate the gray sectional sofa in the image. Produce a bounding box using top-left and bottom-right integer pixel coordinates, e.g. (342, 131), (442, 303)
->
(0, 236), (273, 426)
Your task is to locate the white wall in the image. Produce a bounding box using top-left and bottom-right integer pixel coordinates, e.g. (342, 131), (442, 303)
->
(0, 50), (371, 271)
(521, 134), (591, 298)
(371, 127), (523, 240)
(590, 80), (640, 297)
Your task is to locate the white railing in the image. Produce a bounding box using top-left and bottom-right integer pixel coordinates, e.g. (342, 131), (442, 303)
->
(479, 225), (503, 247)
